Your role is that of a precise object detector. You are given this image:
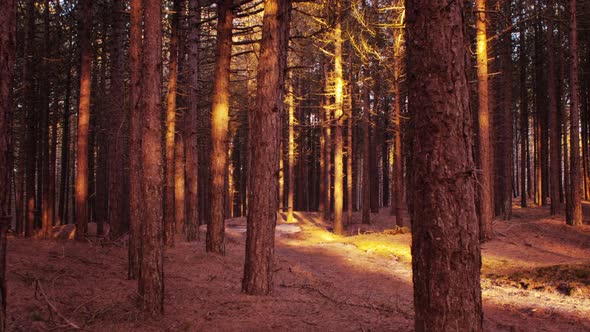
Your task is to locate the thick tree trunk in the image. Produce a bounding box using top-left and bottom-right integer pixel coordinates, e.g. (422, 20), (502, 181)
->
(108, 0), (128, 238)
(184, 0), (200, 242)
(567, 0), (583, 226)
(242, 0), (291, 295)
(139, 0), (164, 314)
(207, 0), (234, 254)
(0, 0), (16, 328)
(75, 0), (93, 240)
(407, 0), (483, 330)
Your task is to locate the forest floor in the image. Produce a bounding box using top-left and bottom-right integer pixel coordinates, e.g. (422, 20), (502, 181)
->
(5, 201), (590, 332)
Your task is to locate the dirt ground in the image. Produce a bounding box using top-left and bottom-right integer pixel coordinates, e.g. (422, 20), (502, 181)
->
(5, 203), (590, 331)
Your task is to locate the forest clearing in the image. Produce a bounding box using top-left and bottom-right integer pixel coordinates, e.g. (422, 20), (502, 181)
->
(5, 204), (590, 331)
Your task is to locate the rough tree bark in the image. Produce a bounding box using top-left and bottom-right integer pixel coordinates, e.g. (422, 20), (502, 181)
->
(547, 0), (560, 215)
(520, 21), (528, 208)
(332, 0), (344, 235)
(476, 0), (493, 241)
(286, 78), (295, 223)
(75, 0), (93, 240)
(128, 0), (142, 280)
(242, 0), (291, 295)
(139, 0), (164, 314)
(407, 0), (483, 330)
(184, 0), (201, 242)
(0, 0), (16, 328)
(391, 14), (403, 226)
(165, 0), (182, 247)
(567, 0), (583, 226)
(108, 0), (128, 238)
(207, 0), (234, 254)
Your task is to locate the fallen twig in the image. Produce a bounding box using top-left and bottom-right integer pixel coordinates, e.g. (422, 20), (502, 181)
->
(35, 279), (81, 330)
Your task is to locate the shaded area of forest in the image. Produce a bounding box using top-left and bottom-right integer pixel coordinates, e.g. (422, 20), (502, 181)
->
(5, 205), (590, 331)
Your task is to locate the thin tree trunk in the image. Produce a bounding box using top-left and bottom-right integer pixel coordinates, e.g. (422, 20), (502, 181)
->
(164, 0), (182, 247)
(567, 0), (583, 226)
(24, 0), (36, 238)
(476, 0), (493, 241)
(362, 74), (370, 225)
(207, 0), (234, 254)
(407, 0), (483, 329)
(0, 0), (16, 328)
(332, 0), (344, 235)
(547, 0), (560, 215)
(108, 0), (128, 238)
(392, 19), (403, 226)
(75, 0), (93, 240)
(287, 77), (295, 223)
(184, 0), (200, 242)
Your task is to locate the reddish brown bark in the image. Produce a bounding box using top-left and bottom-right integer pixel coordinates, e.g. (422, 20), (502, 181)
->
(184, 0), (200, 242)
(547, 0), (560, 215)
(407, 0), (483, 329)
(108, 0), (128, 238)
(207, 0), (234, 254)
(128, 0), (142, 280)
(332, 0), (344, 235)
(0, 0), (16, 328)
(75, 0), (93, 241)
(138, 0), (164, 314)
(520, 21), (528, 208)
(362, 74), (370, 225)
(242, 0), (291, 295)
(567, 0), (583, 226)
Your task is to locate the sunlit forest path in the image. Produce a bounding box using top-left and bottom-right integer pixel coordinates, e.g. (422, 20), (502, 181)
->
(5, 206), (590, 331)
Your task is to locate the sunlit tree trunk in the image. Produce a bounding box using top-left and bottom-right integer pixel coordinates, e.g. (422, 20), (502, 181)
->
(407, 0), (483, 329)
(567, 0), (583, 226)
(332, 0), (344, 235)
(184, 0), (201, 242)
(75, 0), (93, 240)
(362, 72), (370, 225)
(128, 0), (142, 280)
(346, 83), (353, 225)
(139, 0), (164, 314)
(476, 0), (493, 241)
(286, 78), (295, 223)
(242, 0), (291, 295)
(0, 0), (16, 328)
(164, 0), (182, 247)
(207, 0), (234, 254)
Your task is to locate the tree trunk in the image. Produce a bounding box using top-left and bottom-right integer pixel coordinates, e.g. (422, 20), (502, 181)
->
(476, 0), (493, 241)
(164, 0), (182, 247)
(128, 0), (142, 280)
(184, 0), (200, 242)
(332, 0), (344, 235)
(407, 0), (483, 329)
(287, 78), (295, 223)
(139, 0), (164, 314)
(75, 0), (93, 240)
(242, 0), (291, 295)
(24, 0), (36, 237)
(108, 0), (128, 238)
(546, 0), (560, 215)
(392, 18), (403, 226)
(520, 21), (528, 208)
(362, 74), (370, 225)
(567, 0), (583, 226)
(499, 0), (513, 221)
(207, 0), (234, 254)
(0, 0), (16, 328)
